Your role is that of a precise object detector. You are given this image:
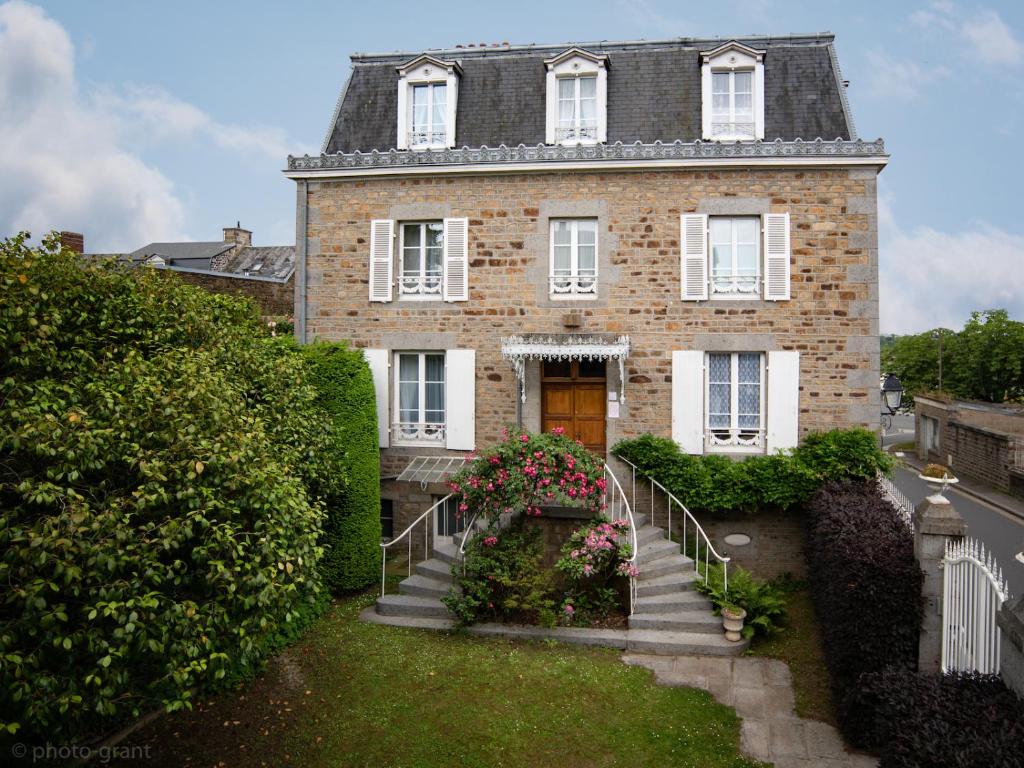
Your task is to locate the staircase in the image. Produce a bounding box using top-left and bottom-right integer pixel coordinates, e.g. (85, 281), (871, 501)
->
(372, 510), (748, 656)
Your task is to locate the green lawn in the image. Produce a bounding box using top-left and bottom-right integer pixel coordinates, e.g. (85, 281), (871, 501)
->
(127, 592), (765, 767)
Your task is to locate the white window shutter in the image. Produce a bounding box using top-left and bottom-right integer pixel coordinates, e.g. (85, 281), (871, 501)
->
(443, 217), (469, 302)
(369, 219), (394, 302)
(364, 348), (390, 449)
(763, 213), (791, 301)
(680, 214), (709, 300)
(766, 350), (800, 454)
(671, 351), (705, 455)
(445, 349), (475, 450)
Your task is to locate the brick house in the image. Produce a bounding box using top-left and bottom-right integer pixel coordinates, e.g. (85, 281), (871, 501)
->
(286, 34), (887, 540)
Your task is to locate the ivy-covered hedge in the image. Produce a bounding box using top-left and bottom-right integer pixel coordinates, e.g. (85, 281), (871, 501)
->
(849, 668), (1024, 766)
(0, 234), (342, 744)
(804, 480), (924, 747)
(298, 342), (381, 591)
(613, 428), (891, 514)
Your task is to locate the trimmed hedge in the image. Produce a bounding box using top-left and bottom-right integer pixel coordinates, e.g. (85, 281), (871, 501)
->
(804, 480), (924, 747)
(613, 428), (891, 514)
(298, 342), (381, 591)
(0, 234), (341, 744)
(850, 668), (1024, 766)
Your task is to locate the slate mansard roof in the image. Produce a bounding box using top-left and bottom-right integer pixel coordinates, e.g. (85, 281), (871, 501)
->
(323, 33), (855, 155)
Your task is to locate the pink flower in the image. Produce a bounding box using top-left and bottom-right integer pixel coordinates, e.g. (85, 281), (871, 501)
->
(520, 434), (530, 443)
(564, 604), (575, 615)
(552, 426), (566, 436)
(483, 536), (498, 547)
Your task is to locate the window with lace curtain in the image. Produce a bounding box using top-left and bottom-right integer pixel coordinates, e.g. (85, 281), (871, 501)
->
(706, 352), (764, 450)
(393, 352), (446, 445)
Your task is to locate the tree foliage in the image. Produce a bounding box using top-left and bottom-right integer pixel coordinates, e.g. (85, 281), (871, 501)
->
(881, 310), (1024, 403)
(0, 233), (358, 744)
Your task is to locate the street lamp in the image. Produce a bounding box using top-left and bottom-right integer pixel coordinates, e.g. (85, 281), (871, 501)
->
(881, 373), (904, 416)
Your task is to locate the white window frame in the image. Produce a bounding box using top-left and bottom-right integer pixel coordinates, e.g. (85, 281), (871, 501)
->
(549, 219), (598, 299)
(921, 414), (941, 452)
(705, 352), (766, 452)
(709, 216), (761, 299)
(711, 70), (755, 139)
(398, 221), (444, 300)
(408, 83), (448, 149)
(544, 48), (608, 146)
(555, 75), (598, 144)
(700, 41), (765, 141)
(393, 351), (447, 446)
(396, 55), (460, 151)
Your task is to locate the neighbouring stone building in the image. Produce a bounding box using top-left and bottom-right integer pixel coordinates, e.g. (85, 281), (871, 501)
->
(73, 225), (295, 317)
(286, 34), (887, 539)
(916, 394), (1024, 497)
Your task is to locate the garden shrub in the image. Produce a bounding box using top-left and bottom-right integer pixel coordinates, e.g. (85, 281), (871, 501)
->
(0, 234), (333, 744)
(695, 564), (788, 640)
(556, 519), (637, 625)
(803, 480), (924, 746)
(298, 342), (381, 591)
(442, 524), (555, 626)
(612, 428), (889, 514)
(849, 668), (1024, 766)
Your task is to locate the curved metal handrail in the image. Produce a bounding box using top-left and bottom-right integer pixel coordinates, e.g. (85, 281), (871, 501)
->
(380, 493), (453, 597)
(616, 455), (730, 593)
(602, 462), (639, 615)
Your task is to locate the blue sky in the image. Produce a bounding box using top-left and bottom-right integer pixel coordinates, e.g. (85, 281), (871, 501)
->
(1, 0), (1022, 333)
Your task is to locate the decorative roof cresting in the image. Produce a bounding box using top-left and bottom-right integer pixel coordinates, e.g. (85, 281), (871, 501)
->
(288, 137), (886, 172)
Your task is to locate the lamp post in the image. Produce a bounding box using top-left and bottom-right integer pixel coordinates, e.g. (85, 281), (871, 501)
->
(880, 373), (904, 434)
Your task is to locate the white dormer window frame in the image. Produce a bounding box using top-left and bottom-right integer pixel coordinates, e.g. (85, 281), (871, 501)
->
(396, 55), (462, 151)
(700, 41), (765, 142)
(544, 48), (608, 146)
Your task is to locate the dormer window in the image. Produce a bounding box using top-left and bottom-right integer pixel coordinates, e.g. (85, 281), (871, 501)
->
(545, 48), (608, 146)
(701, 41), (765, 141)
(396, 55), (461, 150)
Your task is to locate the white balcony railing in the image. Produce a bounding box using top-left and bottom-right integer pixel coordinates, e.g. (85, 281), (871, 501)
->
(549, 274), (597, 296)
(555, 124), (598, 143)
(711, 121), (755, 139)
(393, 421), (446, 445)
(707, 427), (763, 449)
(408, 129), (446, 148)
(710, 272), (760, 296)
(398, 274), (443, 296)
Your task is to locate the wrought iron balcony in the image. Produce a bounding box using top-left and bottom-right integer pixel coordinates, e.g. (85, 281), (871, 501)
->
(555, 124), (598, 143)
(398, 274), (443, 295)
(711, 121), (756, 139)
(393, 421), (446, 445)
(549, 274), (598, 296)
(707, 427), (763, 448)
(408, 129), (447, 148)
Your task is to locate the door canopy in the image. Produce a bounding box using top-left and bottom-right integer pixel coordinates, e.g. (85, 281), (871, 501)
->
(500, 333), (631, 403)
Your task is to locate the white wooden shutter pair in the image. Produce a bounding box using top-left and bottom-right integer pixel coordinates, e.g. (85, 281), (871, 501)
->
(367, 218), (469, 303)
(363, 348), (476, 451)
(679, 213), (791, 301)
(670, 350), (800, 455)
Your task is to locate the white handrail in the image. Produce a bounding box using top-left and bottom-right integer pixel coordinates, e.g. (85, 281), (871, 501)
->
(603, 462), (639, 615)
(616, 454), (730, 593)
(380, 493), (452, 597)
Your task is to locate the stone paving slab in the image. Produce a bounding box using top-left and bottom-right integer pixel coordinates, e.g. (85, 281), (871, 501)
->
(622, 653), (879, 768)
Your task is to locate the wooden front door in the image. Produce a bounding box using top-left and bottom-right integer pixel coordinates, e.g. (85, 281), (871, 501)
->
(541, 359), (607, 455)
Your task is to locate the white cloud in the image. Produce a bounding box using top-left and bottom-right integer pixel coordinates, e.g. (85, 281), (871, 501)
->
(962, 9), (1023, 67)
(0, 1), (305, 252)
(862, 50), (950, 100)
(879, 194), (1024, 334)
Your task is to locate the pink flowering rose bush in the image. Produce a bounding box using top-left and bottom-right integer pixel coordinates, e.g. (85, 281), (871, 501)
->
(556, 518), (637, 625)
(445, 427), (606, 525)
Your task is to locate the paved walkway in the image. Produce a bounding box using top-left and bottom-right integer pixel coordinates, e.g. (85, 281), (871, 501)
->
(622, 654), (877, 768)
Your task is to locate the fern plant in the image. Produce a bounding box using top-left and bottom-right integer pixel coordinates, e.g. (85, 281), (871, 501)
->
(696, 563), (788, 640)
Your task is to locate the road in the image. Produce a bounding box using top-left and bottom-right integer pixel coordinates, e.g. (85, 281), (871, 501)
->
(891, 466), (1024, 598)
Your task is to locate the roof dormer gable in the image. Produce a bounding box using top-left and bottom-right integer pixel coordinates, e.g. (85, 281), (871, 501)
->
(396, 54), (462, 150)
(544, 47), (609, 146)
(700, 41), (766, 141)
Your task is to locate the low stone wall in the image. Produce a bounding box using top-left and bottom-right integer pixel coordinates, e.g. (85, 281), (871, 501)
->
(525, 506), (597, 568)
(1010, 469), (1024, 502)
(947, 421), (1017, 492)
(697, 509), (806, 581)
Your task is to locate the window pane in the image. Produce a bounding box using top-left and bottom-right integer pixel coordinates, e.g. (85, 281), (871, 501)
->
(412, 85), (428, 130)
(425, 354), (445, 383)
(577, 359), (605, 378)
(710, 218), (732, 244)
(543, 360), (571, 378)
(553, 221), (572, 246)
(553, 245), (572, 273)
(577, 220), (597, 244)
(712, 72), (730, 94)
(711, 244), (732, 274)
(399, 383), (419, 419)
(425, 223), (444, 275)
(577, 245), (596, 273)
(404, 223), (421, 248)
(737, 244), (757, 274)
(579, 76), (596, 99)
(431, 84), (447, 130)
(558, 79), (575, 125)
(734, 71), (752, 93)
(738, 353), (760, 384)
(708, 354), (732, 430)
(736, 219), (757, 243)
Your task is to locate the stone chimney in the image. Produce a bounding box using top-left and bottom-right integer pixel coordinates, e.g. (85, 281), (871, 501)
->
(214, 221), (251, 270)
(60, 231), (84, 253)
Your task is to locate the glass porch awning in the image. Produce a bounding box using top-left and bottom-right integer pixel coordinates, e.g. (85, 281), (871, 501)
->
(396, 455), (466, 488)
(500, 333), (631, 403)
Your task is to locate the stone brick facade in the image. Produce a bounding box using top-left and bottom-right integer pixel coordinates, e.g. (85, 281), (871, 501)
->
(302, 165), (881, 535)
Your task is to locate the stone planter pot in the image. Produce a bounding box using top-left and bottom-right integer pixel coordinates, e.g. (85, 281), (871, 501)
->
(918, 472), (959, 500)
(721, 606), (747, 643)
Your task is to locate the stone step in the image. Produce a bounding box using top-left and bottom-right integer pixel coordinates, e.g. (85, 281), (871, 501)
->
(628, 610), (722, 634)
(634, 591), (713, 614)
(635, 570), (699, 597)
(399, 573), (452, 599)
(414, 558), (454, 582)
(636, 538), (680, 563)
(639, 554), (695, 580)
(433, 540), (460, 565)
(376, 593), (452, 619)
(635, 525), (665, 547)
(631, 512), (649, 528)
(626, 629), (748, 656)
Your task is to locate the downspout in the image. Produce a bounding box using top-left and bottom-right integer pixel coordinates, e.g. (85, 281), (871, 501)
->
(295, 179), (308, 343)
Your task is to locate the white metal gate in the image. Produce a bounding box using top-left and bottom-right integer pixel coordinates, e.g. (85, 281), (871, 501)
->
(942, 537), (1013, 674)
